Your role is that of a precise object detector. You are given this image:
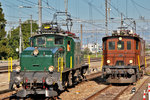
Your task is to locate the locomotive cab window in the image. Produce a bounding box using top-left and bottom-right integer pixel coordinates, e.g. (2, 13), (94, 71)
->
(127, 41), (131, 50)
(109, 41), (115, 50)
(136, 41), (139, 50)
(36, 37), (46, 46)
(55, 36), (63, 45)
(117, 41), (124, 50)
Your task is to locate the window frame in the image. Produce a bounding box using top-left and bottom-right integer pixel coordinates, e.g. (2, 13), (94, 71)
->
(127, 41), (131, 50)
(108, 41), (115, 50)
(136, 41), (139, 50)
(117, 41), (124, 50)
(36, 36), (46, 46)
(54, 36), (64, 45)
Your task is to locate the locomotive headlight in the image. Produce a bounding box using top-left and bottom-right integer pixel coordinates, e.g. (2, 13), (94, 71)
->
(15, 66), (21, 72)
(33, 49), (39, 56)
(119, 37), (122, 40)
(107, 60), (110, 64)
(48, 66), (54, 72)
(129, 60), (133, 64)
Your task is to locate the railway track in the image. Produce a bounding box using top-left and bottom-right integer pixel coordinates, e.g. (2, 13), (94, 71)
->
(0, 69), (102, 100)
(86, 85), (131, 100)
(0, 89), (16, 100)
(129, 76), (150, 100)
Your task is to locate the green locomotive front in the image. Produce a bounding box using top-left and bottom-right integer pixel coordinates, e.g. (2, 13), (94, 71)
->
(9, 29), (88, 97)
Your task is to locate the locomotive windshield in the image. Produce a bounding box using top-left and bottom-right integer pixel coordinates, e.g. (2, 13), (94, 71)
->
(117, 41), (124, 50)
(55, 36), (63, 45)
(109, 41), (115, 50)
(36, 37), (46, 46)
(127, 41), (131, 50)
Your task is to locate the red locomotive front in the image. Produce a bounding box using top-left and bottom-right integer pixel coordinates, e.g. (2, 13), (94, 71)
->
(102, 30), (145, 83)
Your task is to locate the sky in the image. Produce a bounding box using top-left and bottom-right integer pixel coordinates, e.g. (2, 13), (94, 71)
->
(1, 0), (150, 45)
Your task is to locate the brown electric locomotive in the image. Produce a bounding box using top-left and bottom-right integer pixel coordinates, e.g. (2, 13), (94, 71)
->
(102, 30), (145, 83)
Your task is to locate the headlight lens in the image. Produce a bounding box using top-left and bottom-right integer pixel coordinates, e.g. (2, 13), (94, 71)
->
(15, 66), (21, 72)
(33, 49), (39, 56)
(48, 66), (54, 72)
(107, 60), (110, 64)
(129, 60), (133, 64)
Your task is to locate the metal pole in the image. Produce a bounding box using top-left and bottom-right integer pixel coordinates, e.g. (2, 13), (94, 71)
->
(105, 0), (108, 35)
(80, 24), (83, 47)
(96, 32), (97, 57)
(38, 0), (42, 31)
(64, 0), (68, 15)
(19, 19), (22, 54)
(30, 15), (32, 36)
(108, 0), (111, 19)
(121, 13), (123, 30)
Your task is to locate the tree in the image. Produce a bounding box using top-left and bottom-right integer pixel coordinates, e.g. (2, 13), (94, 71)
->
(0, 3), (6, 39)
(8, 20), (38, 59)
(0, 2), (10, 60)
(83, 47), (92, 55)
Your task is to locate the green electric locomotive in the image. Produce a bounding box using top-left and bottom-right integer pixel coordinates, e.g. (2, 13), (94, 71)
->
(9, 14), (88, 98)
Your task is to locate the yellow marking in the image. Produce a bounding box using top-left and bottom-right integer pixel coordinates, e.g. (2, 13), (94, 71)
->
(88, 55), (90, 68)
(8, 57), (12, 82)
(100, 55), (103, 71)
(57, 57), (62, 72)
(61, 58), (63, 71)
(70, 56), (72, 69)
(145, 57), (147, 68)
(10, 57), (12, 72)
(60, 57), (63, 81)
(137, 55), (141, 71)
(44, 26), (50, 29)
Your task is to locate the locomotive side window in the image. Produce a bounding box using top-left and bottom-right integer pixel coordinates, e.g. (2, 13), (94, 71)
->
(55, 36), (63, 44)
(136, 41), (139, 50)
(127, 41), (131, 50)
(67, 41), (71, 51)
(37, 37), (46, 45)
(109, 41), (115, 50)
(117, 41), (124, 50)
(104, 41), (106, 50)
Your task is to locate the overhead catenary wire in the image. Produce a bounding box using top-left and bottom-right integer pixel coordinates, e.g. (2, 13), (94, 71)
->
(130, 0), (142, 17)
(82, 0), (105, 17)
(131, 0), (150, 11)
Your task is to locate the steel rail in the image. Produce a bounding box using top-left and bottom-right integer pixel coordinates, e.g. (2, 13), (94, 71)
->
(129, 76), (150, 100)
(85, 85), (112, 100)
(113, 85), (131, 100)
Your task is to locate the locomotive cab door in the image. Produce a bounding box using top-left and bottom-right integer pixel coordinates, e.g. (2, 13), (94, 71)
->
(66, 38), (74, 69)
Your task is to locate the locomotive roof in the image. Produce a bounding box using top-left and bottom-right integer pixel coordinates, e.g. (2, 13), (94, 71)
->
(102, 35), (143, 41)
(31, 32), (80, 42)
